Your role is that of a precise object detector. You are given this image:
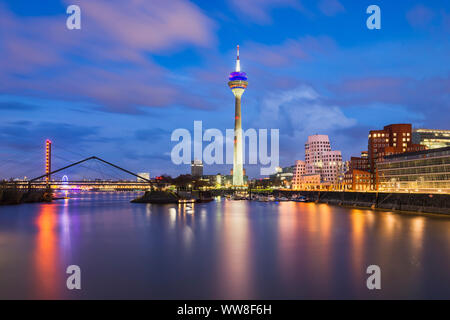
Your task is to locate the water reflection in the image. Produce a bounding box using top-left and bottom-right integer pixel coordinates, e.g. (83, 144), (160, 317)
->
(349, 209), (366, 289)
(277, 202), (300, 286)
(0, 192), (449, 299)
(33, 204), (62, 299)
(219, 200), (252, 299)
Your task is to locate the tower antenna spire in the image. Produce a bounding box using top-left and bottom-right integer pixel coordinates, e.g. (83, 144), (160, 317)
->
(235, 45), (241, 72)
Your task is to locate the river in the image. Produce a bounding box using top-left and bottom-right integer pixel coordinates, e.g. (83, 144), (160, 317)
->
(0, 191), (449, 299)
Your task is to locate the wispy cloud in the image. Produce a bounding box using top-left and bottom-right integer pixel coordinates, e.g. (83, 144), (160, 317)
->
(318, 0), (345, 17)
(406, 4), (435, 28)
(227, 0), (307, 24)
(245, 36), (336, 68)
(255, 85), (356, 159)
(0, 0), (217, 113)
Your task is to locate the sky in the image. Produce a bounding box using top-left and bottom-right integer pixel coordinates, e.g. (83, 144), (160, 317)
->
(0, 0), (449, 180)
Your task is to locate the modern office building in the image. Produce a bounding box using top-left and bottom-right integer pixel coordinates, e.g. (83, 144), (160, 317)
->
(292, 160), (306, 189)
(305, 134), (343, 185)
(292, 135), (343, 189)
(369, 124), (426, 171)
(296, 174), (321, 190)
(368, 124), (426, 189)
(377, 146), (450, 193)
(202, 174), (222, 187)
(228, 45), (248, 186)
(270, 166), (295, 187)
(412, 129), (450, 149)
(191, 160), (203, 178)
(344, 169), (371, 191)
(137, 172), (150, 182)
(349, 151), (369, 171)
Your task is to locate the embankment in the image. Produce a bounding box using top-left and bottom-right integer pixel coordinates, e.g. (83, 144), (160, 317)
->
(278, 190), (450, 215)
(0, 189), (52, 205)
(131, 190), (179, 204)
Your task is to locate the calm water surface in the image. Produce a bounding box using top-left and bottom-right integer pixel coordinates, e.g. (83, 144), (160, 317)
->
(1, 191), (450, 299)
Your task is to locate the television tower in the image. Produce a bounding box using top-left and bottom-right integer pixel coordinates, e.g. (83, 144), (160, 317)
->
(228, 45), (248, 186)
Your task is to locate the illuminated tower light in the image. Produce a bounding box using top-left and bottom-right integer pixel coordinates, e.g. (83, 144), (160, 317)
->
(45, 139), (52, 183)
(228, 45), (248, 186)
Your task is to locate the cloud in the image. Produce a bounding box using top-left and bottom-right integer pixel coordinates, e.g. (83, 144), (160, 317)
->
(228, 0), (306, 24)
(0, 102), (38, 111)
(255, 86), (356, 159)
(0, 121), (101, 152)
(245, 36), (336, 67)
(331, 76), (450, 106)
(0, 1), (217, 113)
(406, 4), (435, 28)
(318, 0), (345, 16)
(328, 75), (450, 129)
(76, 0), (215, 52)
(135, 128), (172, 141)
(250, 85), (358, 166)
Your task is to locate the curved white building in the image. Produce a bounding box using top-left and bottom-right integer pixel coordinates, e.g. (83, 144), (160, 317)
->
(293, 134), (343, 189)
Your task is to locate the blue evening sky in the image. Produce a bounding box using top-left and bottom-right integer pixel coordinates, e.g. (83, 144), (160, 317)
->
(0, 0), (449, 179)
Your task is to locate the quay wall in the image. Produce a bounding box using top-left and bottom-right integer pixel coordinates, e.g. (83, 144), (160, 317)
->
(0, 189), (51, 205)
(276, 190), (450, 215)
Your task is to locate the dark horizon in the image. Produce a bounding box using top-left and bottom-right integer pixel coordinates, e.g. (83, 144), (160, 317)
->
(1, 0), (449, 180)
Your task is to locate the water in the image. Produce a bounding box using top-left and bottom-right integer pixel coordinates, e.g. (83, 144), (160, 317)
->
(0, 191), (450, 299)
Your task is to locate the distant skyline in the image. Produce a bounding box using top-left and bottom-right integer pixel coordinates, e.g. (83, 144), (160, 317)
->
(0, 0), (449, 179)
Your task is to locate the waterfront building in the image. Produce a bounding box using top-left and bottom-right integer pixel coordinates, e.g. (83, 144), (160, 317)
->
(343, 160), (350, 174)
(191, 160), (203, 178)
(305, 134), (343, 186)
(412, 128), (450, 149)
(270, 165), (295, 187)
(291, 135), (343, 190)
(292, 160), (306, 189)
(296, 174), (322, 190)
(250, 177), (272, 189)
(368, 124), (426, 189)
(137, 172), (150, 182)
(228, 45), (248, 186)
(202, 174), (222, 187)
(349, 151), (369, 172)
(203, 172), (247, 187)
(377, 146), (450, 193)
(344, 169), (371, 191)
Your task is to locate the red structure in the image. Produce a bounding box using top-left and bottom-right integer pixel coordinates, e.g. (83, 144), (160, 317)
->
(344, 169), (371, 191)
(344, 152), (371, 191)
(45, 139), (52, 183)
(368, 124), (427, 189)
(349, 152), (369, 172)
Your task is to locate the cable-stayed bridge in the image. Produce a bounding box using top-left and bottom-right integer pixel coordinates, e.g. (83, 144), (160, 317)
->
(0, 141), (155, 191)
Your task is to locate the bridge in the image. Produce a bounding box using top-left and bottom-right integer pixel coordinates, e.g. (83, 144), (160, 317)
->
(1, 141), (157, 191)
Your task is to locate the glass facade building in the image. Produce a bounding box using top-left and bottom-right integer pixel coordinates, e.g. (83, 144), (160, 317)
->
(412, 129), (450, 149)
(191, 160), (203, 178)
(377, 147), (450, 193)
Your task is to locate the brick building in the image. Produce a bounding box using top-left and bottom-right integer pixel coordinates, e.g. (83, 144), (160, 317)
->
(368, 124), (426, 189)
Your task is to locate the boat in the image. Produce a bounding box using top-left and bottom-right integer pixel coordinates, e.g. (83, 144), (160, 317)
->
(293, 196), (307, 202)
(256, 195), (268, 202)
(232, 193), (248, 200)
